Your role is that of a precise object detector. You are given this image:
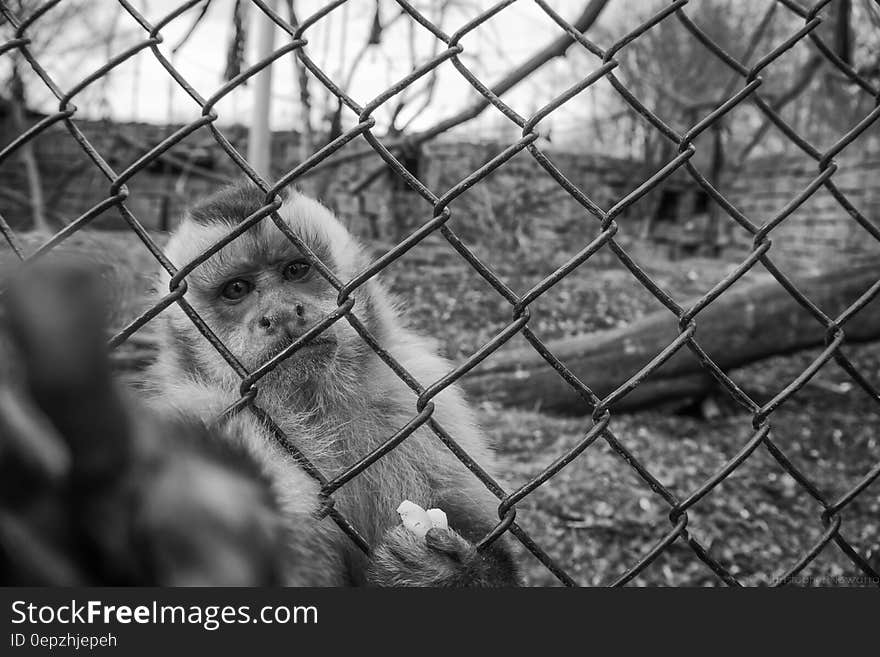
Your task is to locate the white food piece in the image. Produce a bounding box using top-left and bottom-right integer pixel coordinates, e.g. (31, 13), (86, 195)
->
(426, 508), (448, 530)
(397, 500), (433, 538)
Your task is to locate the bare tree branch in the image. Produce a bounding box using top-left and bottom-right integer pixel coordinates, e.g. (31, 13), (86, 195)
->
(284, 0), (315, 161)
(9, 61), (49, 234)
(735, 53), (823, 164)
(172, 0), (213, 55)
(410, 0), (611, 143)
(300, 0), (611, 177)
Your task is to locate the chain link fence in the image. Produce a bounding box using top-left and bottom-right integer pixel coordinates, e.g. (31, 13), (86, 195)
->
(1, 0), (879, 586)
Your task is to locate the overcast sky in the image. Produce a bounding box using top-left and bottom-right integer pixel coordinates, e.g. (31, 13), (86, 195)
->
(6, 0), (649, 143)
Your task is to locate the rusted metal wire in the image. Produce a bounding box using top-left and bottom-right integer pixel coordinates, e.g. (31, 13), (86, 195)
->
(1, 0), (878, 587)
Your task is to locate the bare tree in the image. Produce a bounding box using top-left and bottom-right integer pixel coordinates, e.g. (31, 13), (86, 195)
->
(1, 0), (128, 233)
(7, 59), (49, 233)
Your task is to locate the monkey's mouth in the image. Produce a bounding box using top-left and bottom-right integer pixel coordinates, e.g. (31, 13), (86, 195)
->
(261, 335), (338, 364)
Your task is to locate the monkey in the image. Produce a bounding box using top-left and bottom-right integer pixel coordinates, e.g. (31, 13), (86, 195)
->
(0, 190), (520, 587)
(146, 182), (520, 587)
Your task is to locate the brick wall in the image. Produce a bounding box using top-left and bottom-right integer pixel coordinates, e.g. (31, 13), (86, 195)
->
(0, 114), (223, 233)
(723, 144), (880, 272)
(1, 110), (878, 274)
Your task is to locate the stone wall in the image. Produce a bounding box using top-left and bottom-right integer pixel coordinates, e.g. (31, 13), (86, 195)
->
(0, 114), (222, 233)
(723, 146), (880, 272)
(0, 110), (400, 238)
(1, 109), (878, 274)
(0, 111), (640, 245)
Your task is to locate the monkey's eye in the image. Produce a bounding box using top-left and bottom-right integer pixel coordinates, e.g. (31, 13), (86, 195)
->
(283, 260), (311, 282)
(220, 278), (253, 301)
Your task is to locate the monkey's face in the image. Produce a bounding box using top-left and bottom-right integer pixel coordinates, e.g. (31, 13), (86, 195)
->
(207, 254), (338, 375)
(188, 234), (348, 387)
(162, 189), (373, 394)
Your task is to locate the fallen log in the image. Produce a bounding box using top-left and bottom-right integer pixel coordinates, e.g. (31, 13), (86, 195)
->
(463, 262), (880, 414)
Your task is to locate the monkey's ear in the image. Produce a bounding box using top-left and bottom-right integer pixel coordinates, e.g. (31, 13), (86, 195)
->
(245, 178), (294, 203)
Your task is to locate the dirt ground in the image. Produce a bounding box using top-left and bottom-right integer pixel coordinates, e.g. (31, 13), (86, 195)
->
(379, 234), (880, 586)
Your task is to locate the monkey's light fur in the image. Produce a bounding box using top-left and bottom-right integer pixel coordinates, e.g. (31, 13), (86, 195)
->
(147, 184), (518, 586)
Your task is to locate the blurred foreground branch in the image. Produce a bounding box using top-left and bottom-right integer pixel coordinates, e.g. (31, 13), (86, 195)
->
(0, 258), (286, 585)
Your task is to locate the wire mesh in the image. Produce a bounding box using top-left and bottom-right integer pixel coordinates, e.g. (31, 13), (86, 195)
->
(1, 0), (879, 586)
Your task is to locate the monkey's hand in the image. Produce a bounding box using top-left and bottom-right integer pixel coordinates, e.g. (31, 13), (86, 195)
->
(368, 525), (516, 587)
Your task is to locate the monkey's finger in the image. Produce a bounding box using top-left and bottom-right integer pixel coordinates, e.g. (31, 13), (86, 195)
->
(375, 525), (432, 571)
(3, 258), (132, 483)
(424, 527), (474, 564)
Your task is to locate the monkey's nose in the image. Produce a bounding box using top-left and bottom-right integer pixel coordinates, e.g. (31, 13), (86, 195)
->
(257, 309), (306, 338)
